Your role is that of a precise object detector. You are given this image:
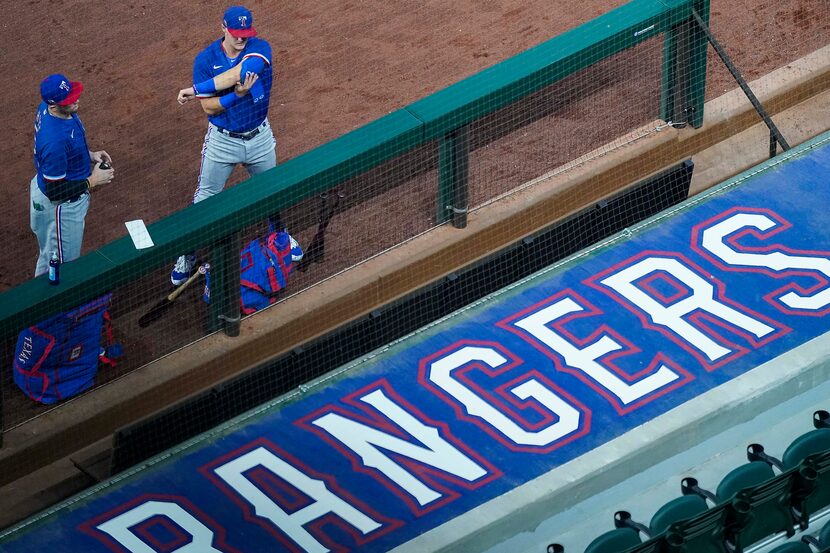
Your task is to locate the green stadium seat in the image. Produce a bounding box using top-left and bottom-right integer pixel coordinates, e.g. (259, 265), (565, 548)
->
(657, 477), (729, 552)
(548, 540), (668, 553)
(662, 502), (730, 553)
(649, 495), (709, 535)
(781, 411), (830, 470)
(724, 470), (798, 552)
(716, 461), (776, 501)
(794, 451), (830, 529)
(611, 511), (673, 553)
(558, 531), (663, 553)
(583, 528), (641, 553)
(781, 411), (830, 529)
(782, 429), (830, 469)
(767, 542), (813, 553)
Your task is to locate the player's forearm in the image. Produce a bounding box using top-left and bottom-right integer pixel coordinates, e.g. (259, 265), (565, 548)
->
(192, 56), (266, 96)
(199, 96), (225, 115)
(194, 66), (243, 97)
(200, 90), (247, 114)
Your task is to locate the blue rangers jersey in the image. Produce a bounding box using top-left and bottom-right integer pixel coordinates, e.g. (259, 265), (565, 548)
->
(33, 102), (92, 195)
(193, 37), (273, 132)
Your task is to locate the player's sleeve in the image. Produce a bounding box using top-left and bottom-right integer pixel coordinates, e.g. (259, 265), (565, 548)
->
(192, 51), (217, 98)
(240, 55), (266, 76)
(241, 38), (272, 70)
(241, 40), (271, 104)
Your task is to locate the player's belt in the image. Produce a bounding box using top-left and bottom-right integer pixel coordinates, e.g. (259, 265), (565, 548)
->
(216, 121), (267, 140)
(65, 190), (89, 204)
(64, 192), (88, 204)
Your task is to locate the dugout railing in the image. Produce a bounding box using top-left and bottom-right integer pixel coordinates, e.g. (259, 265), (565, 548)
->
(0, 0), (710, 448)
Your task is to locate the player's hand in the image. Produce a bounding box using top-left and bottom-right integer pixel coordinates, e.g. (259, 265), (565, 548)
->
(90, 150), (112, 165)
(89, 163), (115, 189)
(234, 71), (259, 97)
(177, 87), (196, 104)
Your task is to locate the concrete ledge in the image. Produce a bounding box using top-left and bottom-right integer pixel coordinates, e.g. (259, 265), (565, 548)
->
(1, 45), (829, 504)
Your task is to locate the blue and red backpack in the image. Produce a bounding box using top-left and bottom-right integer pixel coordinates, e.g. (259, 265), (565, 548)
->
(204, 228), (303, 315)
(13, 294), (122, 404)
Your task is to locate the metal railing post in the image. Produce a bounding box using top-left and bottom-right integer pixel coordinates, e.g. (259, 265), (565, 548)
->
(661, 0), (709, 128)
(660, 21), (679, 125)
(209, 232), (242, 337)
(437, 125), (470, 228)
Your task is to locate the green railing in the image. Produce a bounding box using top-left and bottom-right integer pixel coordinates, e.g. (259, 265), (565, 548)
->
(0, 0), (709, 441)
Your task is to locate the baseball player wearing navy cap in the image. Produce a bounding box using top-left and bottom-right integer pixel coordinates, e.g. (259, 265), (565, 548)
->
(170, 5), (277, 285)
(30, 74), (114, 277)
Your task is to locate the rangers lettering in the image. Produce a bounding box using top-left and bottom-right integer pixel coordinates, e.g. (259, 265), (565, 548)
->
(423, 344), (585, 449)
(309, 386), (490, 508)
(95, 500), (229, 553)
(507, 293), (685, 409)
(212, 446), (382, 553)
(698, 210), (830, 312)
(598, 255), (777, 364)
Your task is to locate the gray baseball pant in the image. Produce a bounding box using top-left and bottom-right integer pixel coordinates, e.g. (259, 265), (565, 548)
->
(30, 176), (90, 277)
(193, 119), (277, 204)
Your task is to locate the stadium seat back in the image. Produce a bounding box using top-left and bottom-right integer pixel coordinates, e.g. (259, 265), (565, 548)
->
(799, 451), (830, 525)
(584, 528), (641, 553)
(716, 462), (775, 502)
(650, 495), (708, 535)
(727, 471), (797, 552)
(664, 502), (730, 553)
(783, 429), (830, 469)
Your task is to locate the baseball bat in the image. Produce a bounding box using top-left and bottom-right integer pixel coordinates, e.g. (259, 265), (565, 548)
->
(297, 192), (342, 273)
(138, 264), (208, 327)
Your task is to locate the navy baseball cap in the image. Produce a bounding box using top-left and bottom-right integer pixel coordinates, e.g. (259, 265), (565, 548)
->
(223, 6), (257, 38)
(40, 74), (83, 106)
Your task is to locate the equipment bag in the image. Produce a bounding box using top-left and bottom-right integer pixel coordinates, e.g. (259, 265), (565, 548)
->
(13, 293), (121, 404)
(204, 228), (303, 315)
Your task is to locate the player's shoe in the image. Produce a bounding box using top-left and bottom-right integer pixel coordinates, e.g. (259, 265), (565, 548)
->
(171, 254), (196, 286)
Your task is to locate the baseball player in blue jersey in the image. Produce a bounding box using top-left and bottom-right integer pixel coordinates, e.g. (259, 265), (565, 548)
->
(31, 74), (115, 277)
(171, 5), (277, 285)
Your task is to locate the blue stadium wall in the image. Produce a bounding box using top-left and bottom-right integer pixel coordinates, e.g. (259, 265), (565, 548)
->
(2, 131), (830, 553)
